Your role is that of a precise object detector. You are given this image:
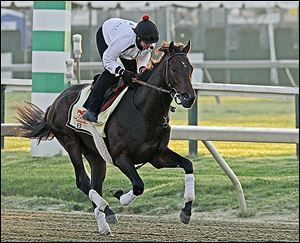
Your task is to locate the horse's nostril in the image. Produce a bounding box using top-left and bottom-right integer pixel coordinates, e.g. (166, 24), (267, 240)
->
(182, 93), (190, 100)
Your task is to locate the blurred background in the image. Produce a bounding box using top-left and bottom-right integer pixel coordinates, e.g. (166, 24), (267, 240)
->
(1, 2), (299, 221)
(1, 1), (299, 86)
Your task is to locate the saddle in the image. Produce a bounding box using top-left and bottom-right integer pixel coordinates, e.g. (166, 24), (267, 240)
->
(91, 74), (127, 112)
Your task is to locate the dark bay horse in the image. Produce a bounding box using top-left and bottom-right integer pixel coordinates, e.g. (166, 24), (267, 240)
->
(17, 41), (196, 235)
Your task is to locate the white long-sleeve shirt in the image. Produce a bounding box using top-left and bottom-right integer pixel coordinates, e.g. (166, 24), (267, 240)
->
(102, 18), (155, 75)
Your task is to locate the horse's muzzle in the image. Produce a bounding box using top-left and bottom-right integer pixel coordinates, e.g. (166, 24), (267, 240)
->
(180, 93), (195, 108)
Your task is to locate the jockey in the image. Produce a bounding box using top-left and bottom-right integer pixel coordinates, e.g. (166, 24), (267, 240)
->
(82, 14), (159, 122)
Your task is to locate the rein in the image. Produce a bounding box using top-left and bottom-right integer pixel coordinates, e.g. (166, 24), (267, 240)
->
(132, 78), (170, 94)
(132, 78), (178, 113)
(132, 78), (181, 106)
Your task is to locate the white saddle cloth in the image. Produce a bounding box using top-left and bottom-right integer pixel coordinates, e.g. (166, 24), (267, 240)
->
(67, 84), (128, 138)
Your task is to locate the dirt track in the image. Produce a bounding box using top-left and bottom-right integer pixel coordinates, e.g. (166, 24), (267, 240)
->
(1, 210), (299, 242)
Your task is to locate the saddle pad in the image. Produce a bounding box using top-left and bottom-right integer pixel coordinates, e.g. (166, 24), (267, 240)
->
(67, 84), (128, 137)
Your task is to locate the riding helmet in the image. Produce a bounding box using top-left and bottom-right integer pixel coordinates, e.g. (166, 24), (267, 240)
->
(134, 14), (159, 44)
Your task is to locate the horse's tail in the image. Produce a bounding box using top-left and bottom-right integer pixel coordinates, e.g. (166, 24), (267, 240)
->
(16, 101), (54, 144)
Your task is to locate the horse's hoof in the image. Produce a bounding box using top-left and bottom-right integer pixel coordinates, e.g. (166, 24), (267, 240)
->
(99, 229), (111, 235)
(180, 210), (191, 224)
(106, 214), (118, 224)
(109, 188), (124, 200)
(104, 206), (118, 224)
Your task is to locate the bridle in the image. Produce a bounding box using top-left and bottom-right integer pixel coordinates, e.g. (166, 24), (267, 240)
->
(133, 52), (188, 105)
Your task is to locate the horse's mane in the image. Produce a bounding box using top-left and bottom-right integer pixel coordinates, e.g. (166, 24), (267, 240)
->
(137, 42), (186, 82)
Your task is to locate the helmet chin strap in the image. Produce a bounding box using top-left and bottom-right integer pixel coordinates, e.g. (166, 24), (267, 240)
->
(136, 37), (144, 51)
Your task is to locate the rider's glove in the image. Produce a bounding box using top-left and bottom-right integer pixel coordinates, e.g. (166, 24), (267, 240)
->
(120, 69), (137, 88)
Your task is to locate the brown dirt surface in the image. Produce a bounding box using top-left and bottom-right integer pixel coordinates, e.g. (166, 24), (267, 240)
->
(1, 210), (299, 242)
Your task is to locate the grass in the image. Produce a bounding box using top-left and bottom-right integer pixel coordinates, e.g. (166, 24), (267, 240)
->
(1, 93), (299, 219)
(1, 144), (298, 218)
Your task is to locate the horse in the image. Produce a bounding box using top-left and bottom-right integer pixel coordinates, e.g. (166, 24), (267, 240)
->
(17, 41), (196, 235)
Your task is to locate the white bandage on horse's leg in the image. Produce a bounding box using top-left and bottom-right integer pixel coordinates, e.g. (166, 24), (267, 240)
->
(89, 189), (109, 212)
(184, 174), (195, 202)
(120, 190), (137, 206)
(94, 208), (111, 235)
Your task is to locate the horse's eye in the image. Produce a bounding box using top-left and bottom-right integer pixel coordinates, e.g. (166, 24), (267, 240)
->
(172, 68), (177, 73)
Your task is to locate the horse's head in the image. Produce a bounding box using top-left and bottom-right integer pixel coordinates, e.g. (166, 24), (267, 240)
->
(160, 41), (195, 108)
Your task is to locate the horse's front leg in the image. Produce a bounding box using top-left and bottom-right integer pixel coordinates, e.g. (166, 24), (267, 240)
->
(112, 154), (144, 206)
(150, 147), (195, 224)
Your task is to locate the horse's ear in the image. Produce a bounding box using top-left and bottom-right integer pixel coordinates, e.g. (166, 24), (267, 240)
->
(169, 41), (175, 54)
(182, 40), (191, 54)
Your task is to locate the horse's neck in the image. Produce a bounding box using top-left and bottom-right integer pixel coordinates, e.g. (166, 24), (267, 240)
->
(134, 63), (171, 121)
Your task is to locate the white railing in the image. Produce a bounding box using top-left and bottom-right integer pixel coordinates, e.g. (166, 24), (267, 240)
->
(2, 123), (298, 143)
(171, 125), (299, 143)
(194, 82), (298, 99)
(192, 60), (299, 69)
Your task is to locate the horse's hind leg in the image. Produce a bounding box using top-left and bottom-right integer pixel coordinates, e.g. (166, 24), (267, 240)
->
(83, 152), (117, 224)
(55, 135), (91, 195)
(150, 147), (195, 224)
(55, 136), (111, 235)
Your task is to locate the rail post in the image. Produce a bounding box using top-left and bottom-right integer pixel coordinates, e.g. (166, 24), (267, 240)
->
(188, 90), (198, 156)
(1, 85), (5, 149)
(296, 94), (299, 159)
(187, 52), (204, 156)
(202, 140), (247, 215)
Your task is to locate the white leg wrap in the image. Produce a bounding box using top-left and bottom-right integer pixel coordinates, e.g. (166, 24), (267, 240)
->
(120, 190), (137, 206)
(89, 189), (109, 212)
(94, 208), (111, 235)
(184, 174), (195, 202)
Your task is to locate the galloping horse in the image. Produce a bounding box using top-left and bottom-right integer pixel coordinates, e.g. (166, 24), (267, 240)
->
(17, 41), (196, 235)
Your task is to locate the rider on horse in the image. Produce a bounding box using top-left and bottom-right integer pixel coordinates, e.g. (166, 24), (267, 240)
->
(82, 14), (160, 122)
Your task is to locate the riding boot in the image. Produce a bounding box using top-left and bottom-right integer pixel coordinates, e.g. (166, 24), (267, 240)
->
(83, 70), (117, 122)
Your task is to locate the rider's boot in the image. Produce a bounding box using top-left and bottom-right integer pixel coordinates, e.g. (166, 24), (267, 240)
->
(83, 70), (116, 122)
